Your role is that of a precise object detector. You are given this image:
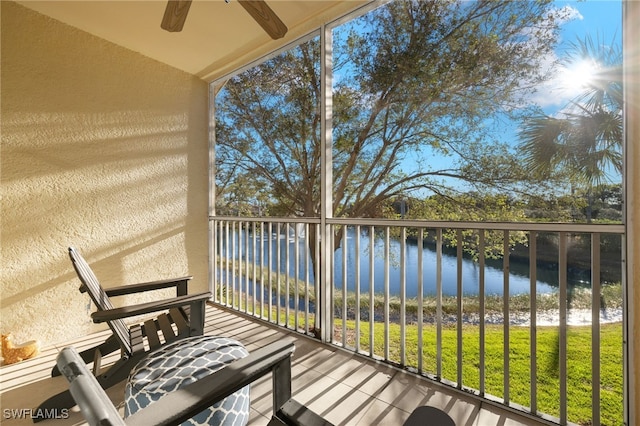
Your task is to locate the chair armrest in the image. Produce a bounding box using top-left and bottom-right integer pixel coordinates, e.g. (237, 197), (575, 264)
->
(90, 292), (211, 323)
(58, 340), (332, 426)
(56, 347), (125, 426)
(90, 276), (193, 297)
(126, 341), (296, 426)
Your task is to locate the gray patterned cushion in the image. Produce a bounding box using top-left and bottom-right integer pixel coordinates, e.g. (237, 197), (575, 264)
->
(124, 335), (250, 425)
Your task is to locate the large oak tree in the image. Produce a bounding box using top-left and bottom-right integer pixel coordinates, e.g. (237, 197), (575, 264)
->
(214, 0), (575, 334)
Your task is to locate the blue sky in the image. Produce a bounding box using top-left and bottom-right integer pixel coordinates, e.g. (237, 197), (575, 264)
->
(560, 0), (622, 42)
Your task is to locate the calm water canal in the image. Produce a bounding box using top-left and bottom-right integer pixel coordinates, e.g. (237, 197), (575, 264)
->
(218, 227), (587, 297)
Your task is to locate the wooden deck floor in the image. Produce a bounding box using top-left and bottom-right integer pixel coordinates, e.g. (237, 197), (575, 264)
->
(0, 304), (545, 425)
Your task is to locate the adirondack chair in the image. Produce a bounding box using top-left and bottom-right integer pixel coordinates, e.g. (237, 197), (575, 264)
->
(33, 247), (211, 421)
(56, 342), (333, 426)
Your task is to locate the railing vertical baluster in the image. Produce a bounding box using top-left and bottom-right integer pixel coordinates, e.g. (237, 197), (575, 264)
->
(231, 222), (238, 309)
(211, 220), (222, 302)
(260, 222), (265, 318)
(503, 229), (510, 405)
(285, 223), (291, 327)
(268, 222), (273, 322)
(238, 221), (243, 311)
(559, 232), (568, 424)
(621, 231), (629, 426)
(342, 225), (348, 348)
(244, 221), (250, 313)
(400, 226), (407, 367)
(229, 221), (234, 308)
(234, 221), (239, 309)
(479, 229), (486, 396)
(216, 220), (222, 302)
(369, 225), (375, 358)
(212, 220), (218, 303)
(225, 221), (231, 306)
(294, 223), (300, 331)
(221, 221), (225, 303)
(252, 221), (257, 316)
(225, 220), (229, 304)
(315, 223), (320, 337)
(276, 222), (282, 326)
(238, 222), (243, 311)
(243, 222), (247, 311)
(384, 226), (390, 361)
(530, 231), (538, 414)
(456, 229), (463, 388)
(304, 223), (310, 335)
(592, 233), (601, 426)
(436, 228), (443, 379)
(330, 226), (335, 343)
(242, 221), (246, 311)
(229, 222), (233, 289)
(355, 225), (361, 352)
(219, 221), (224, 304)
(417, 228), (424, 374)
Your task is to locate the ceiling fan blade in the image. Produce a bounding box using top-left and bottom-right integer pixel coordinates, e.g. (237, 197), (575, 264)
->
(238, 0), (288, 40)
(161, 0), (192, 32)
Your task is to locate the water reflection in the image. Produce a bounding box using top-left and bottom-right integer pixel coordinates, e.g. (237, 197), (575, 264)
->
(216, 226), (623, 297)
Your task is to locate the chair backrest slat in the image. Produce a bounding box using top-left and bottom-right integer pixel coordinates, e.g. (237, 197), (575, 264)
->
(68, 247), (132, 355)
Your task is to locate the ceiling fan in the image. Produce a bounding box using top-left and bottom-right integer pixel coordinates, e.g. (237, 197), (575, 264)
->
(161, 0), (288, 40)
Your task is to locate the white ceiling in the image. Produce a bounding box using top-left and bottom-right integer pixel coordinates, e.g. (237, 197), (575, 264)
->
(18, 0), (368, 82)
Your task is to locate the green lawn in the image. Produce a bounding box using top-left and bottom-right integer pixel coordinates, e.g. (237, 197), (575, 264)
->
(336, 319), (624, 426)
(216, 282), (624, 426)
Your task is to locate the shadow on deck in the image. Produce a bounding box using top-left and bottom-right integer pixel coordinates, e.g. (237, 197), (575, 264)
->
(0, 304), (544, 425)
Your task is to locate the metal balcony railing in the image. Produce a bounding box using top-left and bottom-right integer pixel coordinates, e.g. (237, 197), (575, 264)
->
(210, 216), (625, 426)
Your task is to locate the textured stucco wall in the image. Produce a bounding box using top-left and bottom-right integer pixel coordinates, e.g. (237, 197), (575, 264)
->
(1, 1), (210, 349)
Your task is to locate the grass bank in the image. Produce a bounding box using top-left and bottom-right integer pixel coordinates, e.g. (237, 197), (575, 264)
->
(335, 319), (623, 426)
(235, 301), (623, 426)
(218, 259), (623, 317)
(332, 283), (623, 319)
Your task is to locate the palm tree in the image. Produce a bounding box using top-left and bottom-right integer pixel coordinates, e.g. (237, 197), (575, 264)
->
(518, 35), (622, 222)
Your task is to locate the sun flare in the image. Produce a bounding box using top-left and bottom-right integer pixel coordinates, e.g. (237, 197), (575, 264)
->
(558, 59), (598, 95)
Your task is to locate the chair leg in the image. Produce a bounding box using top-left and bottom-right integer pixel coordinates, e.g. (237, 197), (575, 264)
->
(189, 300), (206, 336)
(51, 335), (119, 377)
(94, 354), (144, 388)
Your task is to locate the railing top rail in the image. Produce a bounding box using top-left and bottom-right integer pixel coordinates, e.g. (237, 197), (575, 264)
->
(210, 216), (624, 234)
(211, 216), (322, 224)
